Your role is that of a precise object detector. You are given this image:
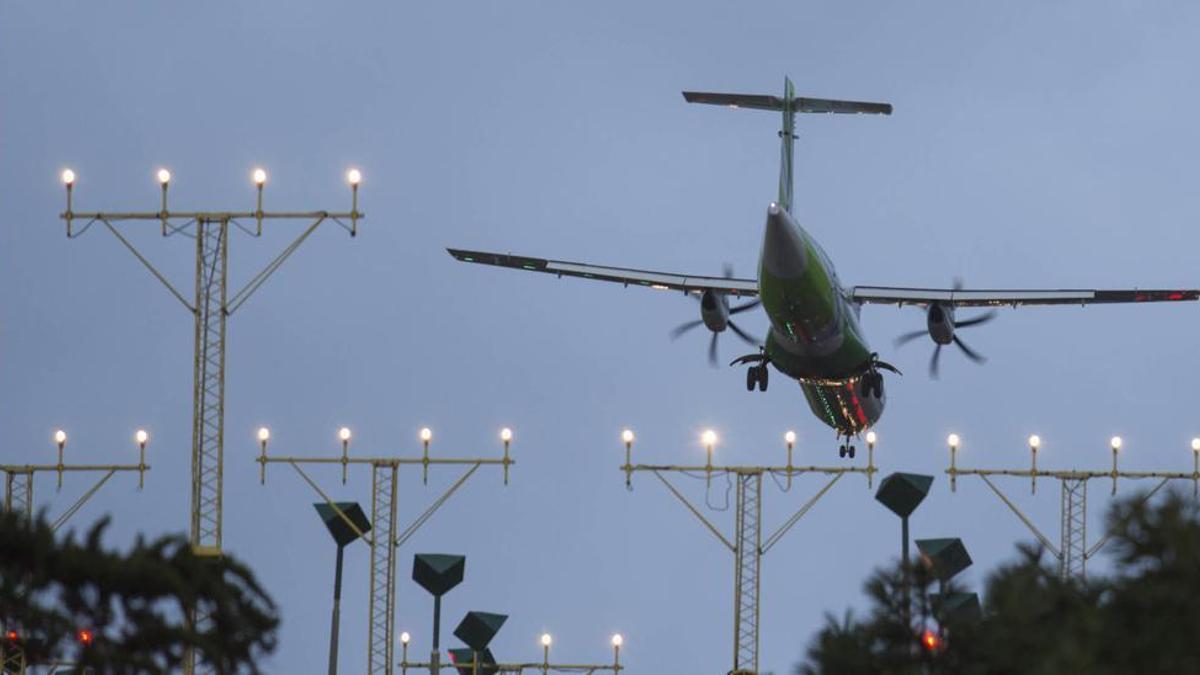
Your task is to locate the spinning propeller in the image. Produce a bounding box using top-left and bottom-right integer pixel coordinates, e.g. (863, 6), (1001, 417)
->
(893, 279), (996, 378)
(670, 264), (760, 366)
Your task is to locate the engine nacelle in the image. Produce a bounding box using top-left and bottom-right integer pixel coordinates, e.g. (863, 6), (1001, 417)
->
(926, 302), (955, 345)
(700, 290), (729, 332)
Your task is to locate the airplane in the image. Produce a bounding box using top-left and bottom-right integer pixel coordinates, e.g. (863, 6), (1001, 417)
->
(448, 77), (1199, 457)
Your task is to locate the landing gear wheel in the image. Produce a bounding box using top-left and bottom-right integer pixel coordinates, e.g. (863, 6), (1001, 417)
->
(756, 365), (769, 392)
(838, 444), (847, 458)
(746, 367), (757, 391)
(848, 445), (857, 459)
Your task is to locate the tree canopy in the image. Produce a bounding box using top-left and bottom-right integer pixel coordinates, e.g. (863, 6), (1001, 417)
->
(0, 510), (278, 673)
(798, 489), (1200, 675)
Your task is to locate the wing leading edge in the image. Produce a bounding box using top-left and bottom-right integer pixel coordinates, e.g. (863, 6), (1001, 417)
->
(849, 286), (1200, 308)
(447, 248), (758, 297)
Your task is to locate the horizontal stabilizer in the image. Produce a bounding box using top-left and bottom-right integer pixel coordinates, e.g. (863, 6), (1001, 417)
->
(682, 91), (892, 115)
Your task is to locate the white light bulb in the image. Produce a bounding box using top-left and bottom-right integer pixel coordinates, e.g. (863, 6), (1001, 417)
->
(611, 634), (623, 647)
(400, 632), (410, 645)
(339, 427), (352, 442)
(784, 430), (797, 445)
(866, 430), (877, 446)
(135, 429), (149, 445)
(54, 429), (67, 445)
(541, 633), (552, 647)
(347, 168), (362, 186)
(157, 168), (171, 185)
(61, 169), (76, 185)
(253, 168), (267, 185)
(1110, 436), (1123, 451)
(1192, 438), (1200, 453)
(622, 429), (635, 444)
(947, 433), (960, 449)
(420, 427), (433, 442)
(701, 430), (718, 447)
(500, 427), (513, 442)
(258, 427), (271, 443)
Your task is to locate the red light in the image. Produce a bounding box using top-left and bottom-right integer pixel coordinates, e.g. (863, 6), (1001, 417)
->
(922, 629), (940, 651)
(5, 630), (17, 641)
(77, 629), (94, 646)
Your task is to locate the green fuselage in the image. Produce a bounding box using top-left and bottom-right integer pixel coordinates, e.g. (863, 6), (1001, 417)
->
(757, 204), (882, 436)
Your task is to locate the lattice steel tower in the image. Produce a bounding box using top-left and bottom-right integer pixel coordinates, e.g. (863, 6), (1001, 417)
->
(620, 428), (878, 675)
(256, 425), (513, 674)
(57, 166), (362, 672)
(946, 434), (1200, 581)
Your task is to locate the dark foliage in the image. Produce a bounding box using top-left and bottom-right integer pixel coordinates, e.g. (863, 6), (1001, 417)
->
(798, 490), (1200, 675)
(0, 510), (278, 674)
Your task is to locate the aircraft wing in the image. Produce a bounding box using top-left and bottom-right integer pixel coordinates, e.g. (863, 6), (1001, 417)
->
(447, 248), (758, 297)
(848, 286), (1200, 308)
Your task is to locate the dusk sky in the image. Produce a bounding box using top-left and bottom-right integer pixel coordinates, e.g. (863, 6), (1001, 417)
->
(3, 2), (1199, 673)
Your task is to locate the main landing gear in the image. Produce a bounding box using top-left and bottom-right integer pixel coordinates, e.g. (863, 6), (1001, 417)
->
(858, 372), (883, 398)
(731, 350), (769, 393)
(838, 442), (856, 459)
(745, 363), (769, 392)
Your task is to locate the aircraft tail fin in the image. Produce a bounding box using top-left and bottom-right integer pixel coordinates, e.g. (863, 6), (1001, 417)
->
(683, 77), (891, 214)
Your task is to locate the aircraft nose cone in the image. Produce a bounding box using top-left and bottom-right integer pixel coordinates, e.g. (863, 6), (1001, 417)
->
(761, 204), (807, 279)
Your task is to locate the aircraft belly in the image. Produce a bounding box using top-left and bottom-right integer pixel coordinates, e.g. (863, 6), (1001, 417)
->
(801, 380), (883, 434)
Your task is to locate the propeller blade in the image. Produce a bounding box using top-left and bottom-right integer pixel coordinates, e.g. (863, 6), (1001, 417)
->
(670, 319), (705, 340)
(954, 310), (996, 329)
(930, 344), (942, 379)
(953, 335), (987, 364)
(894, 329), (928, 347)
(708, 332), (719, 367)
(727, 320), (760, 346)
(730, 299), (761, 315)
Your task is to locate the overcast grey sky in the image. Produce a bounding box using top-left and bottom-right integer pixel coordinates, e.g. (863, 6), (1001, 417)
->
(3, 2), (1199, 672)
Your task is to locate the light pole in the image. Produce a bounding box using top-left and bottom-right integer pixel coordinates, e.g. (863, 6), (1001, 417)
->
(412, 554), (466, 675)
(874, 470), (934, 628)
(314, 501), (372, 675)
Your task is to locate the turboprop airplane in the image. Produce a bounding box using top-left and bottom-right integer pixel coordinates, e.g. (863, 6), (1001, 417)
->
(448, 78), (1199, 457)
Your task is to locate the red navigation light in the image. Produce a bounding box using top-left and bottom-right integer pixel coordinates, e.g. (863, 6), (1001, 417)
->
(921, 629), (940, 651)
(77, 629), (94, 646)
(5, 630), (17, 641)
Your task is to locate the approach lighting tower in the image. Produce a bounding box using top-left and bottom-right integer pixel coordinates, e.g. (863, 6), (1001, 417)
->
(57, 166), (361, 557)
(256, 426), (514, 675)
(946, 434), (1200, 580)
(1, 428), (152, 675)
(58, 166), (361, 674)
(620, 428), (878, 675)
